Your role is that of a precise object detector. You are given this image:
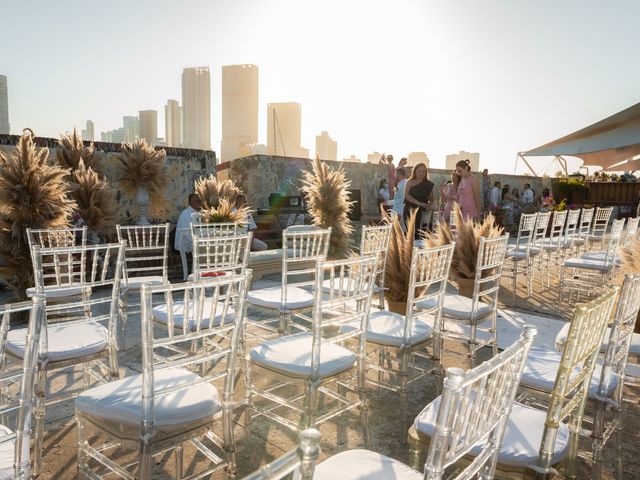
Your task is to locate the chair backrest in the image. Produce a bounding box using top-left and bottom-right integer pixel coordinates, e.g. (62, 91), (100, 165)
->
(577, 208), (595, 238)
(26, 226), (87, 265)
(533, 211), (551, 245)
(116, 223), (170, 283)
(191, 221), (241, 239)
(512, 213), (537, 251)
(624, 216), (639, 246)
(32, 242), (126, 332)
(240, 429), (321, 480)
(591, 206), (614, 238)
(548, 210), (568, 244)
(313, 255), (377, 379)
(598, 274), (640, 400)
(449, 213), (457, 238)
(471, 234), (510, 316)
(280, 226), (331, 308)
(191, 233), (252, 280)
(406, 244), (455, 343)
(139, 272), (250, 466)
(360, 224), (392, 291)
(423, 326), (537, 480)
(536, 287), (617, 474)
(601, 219), (625, 267)
(0, 296), (46, 479)
(563, 209), (581, 243)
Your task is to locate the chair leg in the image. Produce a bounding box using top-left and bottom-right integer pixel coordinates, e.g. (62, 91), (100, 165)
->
(358, 358), (372, 449)
(399, 350), (409, 445)
(614, 406), (624, 480)
(33, 366), (46, 477)
(223, 392), (238, 475)
(591, 403), (605, 480)
(175, 444), (184, 480)
(76, 416), (89, 478)
(305, 381), (319, 429)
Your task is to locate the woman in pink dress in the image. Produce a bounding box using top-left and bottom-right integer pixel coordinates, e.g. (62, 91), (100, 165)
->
(455, 159), (481, 221)
(443, 172), (461, 223)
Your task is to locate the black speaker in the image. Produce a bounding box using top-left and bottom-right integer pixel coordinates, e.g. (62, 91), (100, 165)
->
(347, 190), (362, 221)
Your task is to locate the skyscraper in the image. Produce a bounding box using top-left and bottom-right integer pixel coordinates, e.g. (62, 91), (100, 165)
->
(138, 110), (158, 145)
(445, 150), (480, 171)
(182, 67), (211, 150)
(266, 102), (308, 158)
(81, 120), (94, 141)
(407, 151), (429, 168)
(165, 99), (182, 147)
(315, 131), (337, 161)
(123, 116), (139, 143)
(0, 75), (9, 135)
(221, 64), (258, 162)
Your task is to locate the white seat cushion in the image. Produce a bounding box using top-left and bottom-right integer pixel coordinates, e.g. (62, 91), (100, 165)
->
(419, 295), (493, 321)
(506, 249), (528, 259)
(75, 367), (220, 430)
(341, 311), (433, 347)
(414, 397), (570, 467)
(563, 257), (611, 271)
(250, 333), (355, 379)
(555, 322), (640, 356)
(520, 347), (619, 398)
(247, 285), (314, 310)
(580, 251), (621, 265)
(6, 322), (107, 362)
(152, 298), (236, 330)
(25, 285), (87, 299)
(123, 275), (165, 289)
(314, 449), (422, 480)
(0, 424), (15, 480)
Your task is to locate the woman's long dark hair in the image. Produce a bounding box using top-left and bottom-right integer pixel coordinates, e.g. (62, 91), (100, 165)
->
(410, 163), (428, 182)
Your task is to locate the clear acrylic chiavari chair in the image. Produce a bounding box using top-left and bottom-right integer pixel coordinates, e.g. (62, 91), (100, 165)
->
(190, 232), (252, 281)
(358, 224), (392, 310)
(240, 429), (321, 480)
(588, 206), (614, 252)
(0, 295), (46, 479)
(561, 209), (581, 261)
(622, 216), (639, 246)
(243, 255), (377, 444)
(574, 207), (595, 254)
(246, 225), (331, 337)
(313, 327), (536, 480)
(75, 272), (251, 478)
(116, 223), (170, 347)
(503, 213), (538, 299)
(540, 210), (568, 287)
(5, 242), (126, 475)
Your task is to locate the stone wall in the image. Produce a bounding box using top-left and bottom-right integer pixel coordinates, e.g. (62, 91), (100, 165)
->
(0, 134), (216, 224)
(217, 155), (551, 217)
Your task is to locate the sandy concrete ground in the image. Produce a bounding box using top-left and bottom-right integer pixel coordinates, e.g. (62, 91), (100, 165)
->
(2, 268), (639, 479)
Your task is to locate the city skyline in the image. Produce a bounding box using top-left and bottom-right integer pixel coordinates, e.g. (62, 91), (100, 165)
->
(2, 1), (640, 173)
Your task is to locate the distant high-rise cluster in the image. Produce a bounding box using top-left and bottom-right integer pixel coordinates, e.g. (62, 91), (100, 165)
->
(81, 120), (94, 142)
(316, 131), (337, 161)
(165, 99), (182, 147)
(0, 75), (9, 135)
(267, 102), (308, 158)
(445, 150), (480, 171)
(138, 110), (158, 145)
(182, 67), (211, 150)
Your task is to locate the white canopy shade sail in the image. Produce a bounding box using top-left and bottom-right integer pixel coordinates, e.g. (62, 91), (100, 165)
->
(520, 102), (640, 173)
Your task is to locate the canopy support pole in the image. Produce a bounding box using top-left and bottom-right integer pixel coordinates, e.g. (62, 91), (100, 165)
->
(556, 156), (569, 175)
(518, 153), (538, 176)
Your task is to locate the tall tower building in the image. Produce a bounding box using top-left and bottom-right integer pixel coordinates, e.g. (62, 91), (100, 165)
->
(0, 75), (9, 135)
(221, 64), (258, 162)
(445, 150), (480, 172)
(165, 99), (182, 147)
(123, 116), (139, 143)
(81, 120), (94, 141)
(138, 110), (158, 145)
(407, 151), (429, 168)
(315, 131), (337, 161)
(182, 67), (211, 150)
(266, 102), (308, 158)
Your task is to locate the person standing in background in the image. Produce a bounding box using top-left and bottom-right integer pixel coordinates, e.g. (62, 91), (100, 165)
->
(455, 159), (481, 220)
(443, 172), (461, 223)
(482, 169), (491, 215)
(490, 181), (502, 208)
(403, 163), (434, 237)
(392, 168), (407, 217)
(523, 183), (534, 204)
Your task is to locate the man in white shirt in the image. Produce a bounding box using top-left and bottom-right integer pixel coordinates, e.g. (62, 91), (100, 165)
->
(176, 193), (202, 253)
(392, 168), (407, 216)
(490, 181), (502, 208)
(523, 183), (534, 204)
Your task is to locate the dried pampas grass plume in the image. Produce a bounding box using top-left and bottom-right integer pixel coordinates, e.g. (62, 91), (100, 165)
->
(117, 138), (169, 217)
(194, 174), (241, 209)
(0, 129), (76, 299)
(383, 208), (419, 302)
(201, 198), (249, 224)
(57, 128), (97, 172)
(71, 160), (117, 235)
(301, 156), (354, 259)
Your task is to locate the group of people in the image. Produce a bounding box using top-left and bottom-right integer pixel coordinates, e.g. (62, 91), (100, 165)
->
(378, 154), (482, 237)
(483, 176), (548, 228)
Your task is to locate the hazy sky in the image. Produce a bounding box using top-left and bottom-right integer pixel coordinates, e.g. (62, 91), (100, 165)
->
(2, 0), (639, 174)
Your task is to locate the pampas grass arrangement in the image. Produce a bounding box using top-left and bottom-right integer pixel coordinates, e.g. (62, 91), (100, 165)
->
(383, 208), (419, 303)
(117, 138), (169, 217)
(200, 198), (248, 224)
(194, 174), (241, 209)
(0, 129), (76, 299)
(424, 203), (503, 279)
(57, 128), (97, 172)
(301, 156), (353, 259)
(71, 160), (117, 235)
